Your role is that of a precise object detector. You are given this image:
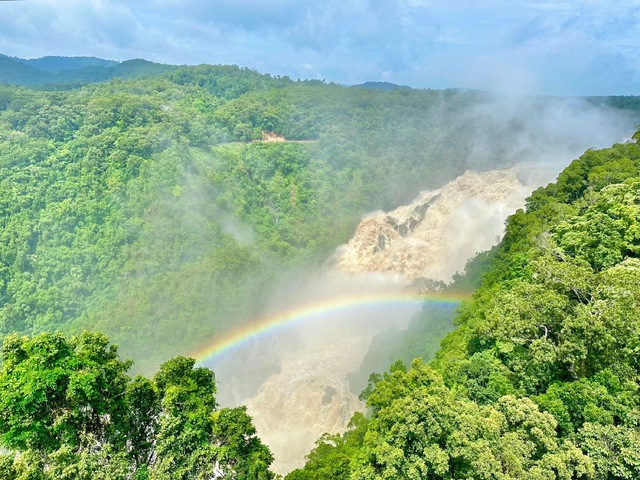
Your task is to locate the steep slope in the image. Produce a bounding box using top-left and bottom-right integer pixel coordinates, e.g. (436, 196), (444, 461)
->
(288, 135), (640, 480)
(1, 69), (633, 375)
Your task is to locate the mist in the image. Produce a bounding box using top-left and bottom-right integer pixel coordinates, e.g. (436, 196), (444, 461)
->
(188, 91), (640, 473)
(203, 168), (552, 472)
(202, 270), (414, 473)
(63, 80), (637, 474)
(464, 94), (636, 169)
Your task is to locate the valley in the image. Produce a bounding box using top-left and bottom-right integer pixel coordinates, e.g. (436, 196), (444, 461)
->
(0, 55), (638, 478)
(210, 164), (568, 473)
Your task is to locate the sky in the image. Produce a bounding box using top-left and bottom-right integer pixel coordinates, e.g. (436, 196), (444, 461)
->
(0, 0), (639, 96)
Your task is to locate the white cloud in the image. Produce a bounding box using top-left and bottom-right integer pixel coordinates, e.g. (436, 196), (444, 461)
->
(0, 0), (638, 94)
(0, 0), (143, 58)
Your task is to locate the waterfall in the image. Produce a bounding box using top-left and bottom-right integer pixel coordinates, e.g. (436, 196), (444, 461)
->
(215, 165), (556, 474)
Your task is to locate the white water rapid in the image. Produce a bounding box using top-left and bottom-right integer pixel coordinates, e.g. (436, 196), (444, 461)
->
(333, 168), (545, 281)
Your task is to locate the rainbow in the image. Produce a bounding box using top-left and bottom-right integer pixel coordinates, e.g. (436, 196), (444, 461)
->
(193, 291), (468, 365)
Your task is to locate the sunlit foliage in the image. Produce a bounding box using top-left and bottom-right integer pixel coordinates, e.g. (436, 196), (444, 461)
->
(290, 133), (640, 479)
(0, 333), (273, 479)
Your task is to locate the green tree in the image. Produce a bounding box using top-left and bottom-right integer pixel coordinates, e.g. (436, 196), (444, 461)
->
(577, 421), (640, 480)
(211, 406), (274, 479)
(0, 334), (274, 479)
(286, 413), (368, 480)
(0, 331), (130, 453)
(152, 356), (219, 479)
(152, 356), (274, 479)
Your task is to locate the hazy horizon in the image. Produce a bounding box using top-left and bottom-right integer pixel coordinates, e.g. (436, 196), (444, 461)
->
(0, 1), (639, 96)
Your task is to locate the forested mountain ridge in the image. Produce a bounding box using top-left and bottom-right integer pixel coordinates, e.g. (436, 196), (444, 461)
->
(15, 55), (118, 73)
(0, 54), (175, 86)
(2, 59), (632, 373)
(288, 133), (640, 479)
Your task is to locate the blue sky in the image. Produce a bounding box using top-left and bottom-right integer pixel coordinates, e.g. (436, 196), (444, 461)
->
(0, 0), (638, 95)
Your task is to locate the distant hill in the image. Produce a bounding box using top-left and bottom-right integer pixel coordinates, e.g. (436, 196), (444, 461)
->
(15, 55), (118, 72)
(354, 81), (412, 91)
(0, 54), (43, 85)
(587, 95), (640, 113)
(0, 54), (178, 87)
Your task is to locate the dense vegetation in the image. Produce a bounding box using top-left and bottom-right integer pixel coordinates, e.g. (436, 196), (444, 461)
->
(1, 56), (640, 478)
(1, 58), (620, 373)
(288, 133), (640, 479)
(0, 332), (273, 479)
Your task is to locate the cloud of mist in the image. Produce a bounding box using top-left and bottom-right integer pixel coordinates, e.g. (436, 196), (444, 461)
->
(209, 269), (417, 406)
(202, 90), (640, 472)
(201, 87), (640, 409)
(458, 93), (637, 176)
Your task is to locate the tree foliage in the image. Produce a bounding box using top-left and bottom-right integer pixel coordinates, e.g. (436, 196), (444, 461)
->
(0, 333), (273, 479)
(289, 131), (640, 478)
